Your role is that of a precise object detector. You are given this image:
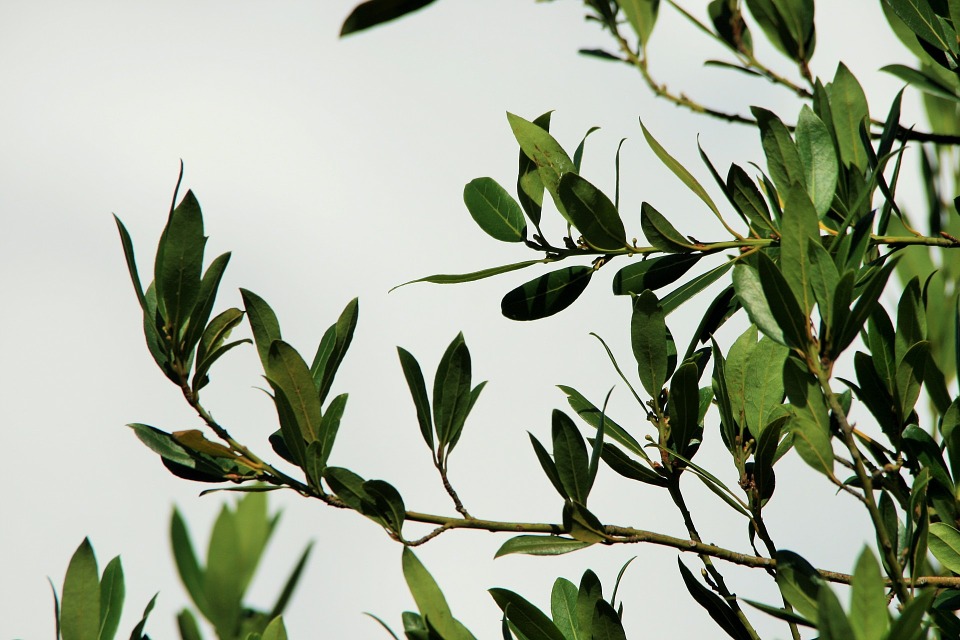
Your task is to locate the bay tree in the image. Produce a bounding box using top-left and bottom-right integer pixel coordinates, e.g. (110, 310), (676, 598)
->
(16, 1), (960, 639)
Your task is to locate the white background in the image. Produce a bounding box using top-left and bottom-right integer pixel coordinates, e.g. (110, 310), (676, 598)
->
(0, 1), (931, 638)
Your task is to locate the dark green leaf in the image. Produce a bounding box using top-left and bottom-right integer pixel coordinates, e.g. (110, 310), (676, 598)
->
(494, 536), (592, 558)
(612, 254), (702, 295)
(552, 410), (590, 504)
(709, 0), (754, 54)
(529, 433), (567, 500)
(364, 479), (406, 534)
(573, 126), (601, 172)
(559, 385), (645, 458)
(668, 362), (699, 452)
(744, 337), (789, 437)
(745, 0), (815, 62)
(599, 442), (667, 486)
(311, 297), (359, 405)
(895, 342), (929, 425)
(677, 559), (752, 640)
(929, 523), (960, 574)
(155, 191), (206, 340)
(828, 63), (870, 171)
(882, 64), (960, 101)
(733, 263), (786, 345)
(240, 289), (282, 371)
(267, 341), (322, 443)
(752, 107), (804, 197)
(757, 252), (809, 349)
(808, 239), (840, 332)
(490, 589), (566, 640)
(886, 589), (936, 640)
(501, 266), (593, 321)
(340, 0), (437, 36)
(558, 173), (627, 251)
(661, 260), (734, 315)
(591, 600), (626, 640)
(727, 165), (775, 233)
(741, 599), (814, 627)
(883, 0), (952, 52)
(835, 259), (899, 356)
(99, 556), (124, 640)
(433, 333), (472, 449)
(577, 571), (602, 640)
(128, 594), (157, 640)
(631, 290), (668, 399)
(182, 252), (231, 360)
(817, 585), (854, 640)
(170, 509), (211, 619)
(398, 347), (434, 450)
(463, 177), (526, 243)
(779, 185), (820, 316)
(114, 216), (147, 310)
(318, 393), (348, 468)
(517, 111), (553, 228)
(640, 203), (694, 252)
(550, 579), (580, 640)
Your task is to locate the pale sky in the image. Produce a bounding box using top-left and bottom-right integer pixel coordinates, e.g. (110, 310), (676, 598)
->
(0, 2), (929, 638)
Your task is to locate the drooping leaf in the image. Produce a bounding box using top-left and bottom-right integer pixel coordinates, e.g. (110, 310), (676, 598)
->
(463, 177), (526, 243)
(501, 266), (593, 321)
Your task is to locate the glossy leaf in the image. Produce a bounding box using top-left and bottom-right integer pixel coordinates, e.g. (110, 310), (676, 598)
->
(517, 111), (553, 227)
(631, 290), (668, 398)
(550, 579), (581, 640)
(364, 480), (406, 534)
(463, 177), (526, 242)
(183, 251), (231, 360)
(340, 0), (437, 36)
(490, 588), (566, 640)
(796, 106), (838, 218)
(501, 266), (593, 321)
(267, 341), (322, 443)
(318, 393), (348, 468)
(558, 173), (627, 251)
(559, 386), (644, 457)
(668, 362), (699, 452)
(494, 535), (592, 558)
(745, 0), (815, 62)
(612, 254), (702, 295)
(808, 239), (840, 332)
(552, 410), (590, 504)
(661, 260), (734, 314)
(576, 571), (602, 640)
(154, 191), (206, 340)
(727, 165), (775, 233)
(883, 0), (952, 52)
(530, 433), (567, 500)
(895, 341), (929, 425)
(114, 215), (147, 309)
(591, 600), (626, 640)
(752, 107), (804, 197)
(599, 442), (667, 486)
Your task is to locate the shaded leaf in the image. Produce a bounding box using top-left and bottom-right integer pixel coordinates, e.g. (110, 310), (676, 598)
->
(340, 0), (437, 36)
(677, 559), (752, 640)
(501, 267), (593, 321)
(612, 254), (702, 295)
(558, 173), (627, 251)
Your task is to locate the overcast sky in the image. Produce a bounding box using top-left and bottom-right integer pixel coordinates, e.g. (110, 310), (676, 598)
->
(0, 2), (931, 638)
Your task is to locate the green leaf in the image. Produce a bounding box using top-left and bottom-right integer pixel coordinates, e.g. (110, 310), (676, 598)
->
(850, 548), (889, 640)
(775, 550), (824, 623)
(529, 433), (567, 500)
(929, 523), (960, 574)
(745, 0), (816, 62)
(733, 263), (787, 346)
(743, 337), (789, 437)
(170, 508), (211, 619)
(364, 479), (406, 534)
(272, 387), (308, 468)
(269, 542), (313, 619)
(114, 216), (147, 310)
(240, 289), (282, 371)
(501, 266), (593, 321)
(754, 416), (786, 503)
(779, 185), (820, 316)
(611, 254), (702, 296)
(195, 307), (245, 372)
(795, 106), (838, 218)
(576, 571), (602, 640)
(668, 362), (699, 452)
(98, 557), (124, 640)
(433, 333), (473, 450)
(895, 341), (929, 425)
(463, 177), (526, 243)
(631, 290), (668, 401)
(828, 63), (870, 171)
(494, 535), (592, 558)
(182, 252), (231, 360)
(709, 0), (754, 53)
(639, 121), (724, 225)
(490, 588), (566, 640)
(564, 502), (607, 544)
(882, 64), (960, 101)
(204, 505), (244, 636)
(507, 112), (577, 224)
(742, 599), (814, 627)
(619, 0), (660, 46)
(817, 585), (854, 640)
(727, 165), (775, 234)
(591, 600), (626, 640)
(598, 442), (668, 486)
(394, 260), (547, 290)
(550, 578), (581, 640)
(318, 392), (348, 468)
(883, 0), (952, 52)
(397, 347), (434, 450)
(311, 297), (359, 405)
(834, 259), (899, 356)
(340, 0), (437, 36)
(177, 609), (203, 640)
(808, 239), (840, 333)
(267, 341), (322, 443)
(752, 107), (804, 197)
(552, 410), (590, 504)
(640, 202), (695, 252)
(558, 385), (646, 458)
(784, 360), (834, 476)
(757, 251), (810, 349)
(154, 191), (206, 339)
(61, 539), (100, 640)
(402, 549), (473, 640)
(517, 111), (553, 228)
(128, 594), (157, 640)
(261, 617), (288, 640)
(886, 589), (936, 640)
(661, 260), (734, 314)
(677, 559), (752, 640)
(558, 173), (627, 251)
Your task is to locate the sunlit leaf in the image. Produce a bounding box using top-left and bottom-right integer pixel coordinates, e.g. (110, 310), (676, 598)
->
(464, 177), (526, 242)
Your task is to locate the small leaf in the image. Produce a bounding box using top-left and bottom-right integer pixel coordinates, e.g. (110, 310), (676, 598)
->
(558, 173), (627, 251)
(727, 165), (775, 233)
(517, 111), (553, 227)
(397, 347), (433, 449)
(494, 535), (592, 558)
(501, 266), (593, 321)
(530, 433), (567, 500)
(661, 260), (734, 314)
(752, 107), (804, 197)
(463, 177), (526, 242)
(311, 297), (359, 404)
(240, 289), (282, 371)
(364, 480), (406, 534)
(394, 259), (546, 290)
(599, 442), (668, 486)
(668, 361), (700, 453)
(340, 0), (437, 36)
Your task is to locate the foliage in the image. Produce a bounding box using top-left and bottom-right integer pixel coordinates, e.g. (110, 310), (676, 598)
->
(101, 0), (960, 638)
